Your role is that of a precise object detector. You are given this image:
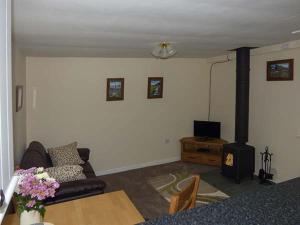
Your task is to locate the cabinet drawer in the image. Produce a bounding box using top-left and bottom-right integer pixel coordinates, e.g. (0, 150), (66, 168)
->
(182, 153), (202, 163)
(181, 152), (221, 166)
(182, 143), (223, 153)
(195, 143), (210, 149)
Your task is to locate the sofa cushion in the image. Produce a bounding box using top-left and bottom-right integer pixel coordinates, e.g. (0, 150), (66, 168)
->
(54, 177), (106, 198)
(48, 142), (84, 166)
(20, 141), (53, 169)
(45, 165), (86, 183)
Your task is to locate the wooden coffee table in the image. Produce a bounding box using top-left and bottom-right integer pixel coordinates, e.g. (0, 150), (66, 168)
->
(3, 190), (145, 225)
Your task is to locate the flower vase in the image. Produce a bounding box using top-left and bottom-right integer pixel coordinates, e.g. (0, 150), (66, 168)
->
(20, 210), (42, 225)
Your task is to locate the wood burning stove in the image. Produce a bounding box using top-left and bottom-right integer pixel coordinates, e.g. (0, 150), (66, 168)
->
(221, 47), (255, 183)
(222, 143), (255, 183)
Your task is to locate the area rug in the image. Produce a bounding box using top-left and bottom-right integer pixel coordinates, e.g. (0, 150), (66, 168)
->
(148, 171), (229, 206)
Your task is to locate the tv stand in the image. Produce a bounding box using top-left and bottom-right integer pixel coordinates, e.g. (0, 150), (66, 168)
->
(180, 137), (228, 167)
(196, 148), (210, 153)
(195, 136), (214, 142)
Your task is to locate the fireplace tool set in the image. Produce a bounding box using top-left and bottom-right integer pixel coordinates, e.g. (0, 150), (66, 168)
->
(259, 146), (273, 184)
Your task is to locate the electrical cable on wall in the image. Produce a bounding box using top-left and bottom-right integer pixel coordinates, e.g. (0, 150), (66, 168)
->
(208, 55), (231, 121)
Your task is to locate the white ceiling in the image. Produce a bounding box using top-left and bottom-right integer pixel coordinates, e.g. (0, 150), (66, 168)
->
(13, 0), (300, 58)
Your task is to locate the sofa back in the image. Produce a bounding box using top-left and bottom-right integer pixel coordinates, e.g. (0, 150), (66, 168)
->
(20, 141), (53, 169)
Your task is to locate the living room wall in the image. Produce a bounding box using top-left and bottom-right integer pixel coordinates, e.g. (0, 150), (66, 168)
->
(209, 39), (300, 183)
(26, 58), (209, 174)
(12, 47), (27, 164)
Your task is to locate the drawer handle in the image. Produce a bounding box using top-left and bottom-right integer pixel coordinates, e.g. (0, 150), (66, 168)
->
(187, 157), (196, 159)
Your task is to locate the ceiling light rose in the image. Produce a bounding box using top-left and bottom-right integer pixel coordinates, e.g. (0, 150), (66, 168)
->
(152, 42), (177, 59)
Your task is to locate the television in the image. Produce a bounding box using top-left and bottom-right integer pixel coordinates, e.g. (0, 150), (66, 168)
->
(194, 121), (221, 139)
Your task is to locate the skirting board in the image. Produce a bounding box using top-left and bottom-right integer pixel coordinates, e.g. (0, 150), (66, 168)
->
(95, 156), (181, 176)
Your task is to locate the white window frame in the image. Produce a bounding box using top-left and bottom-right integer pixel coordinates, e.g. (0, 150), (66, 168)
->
(0, 0), (17, 223)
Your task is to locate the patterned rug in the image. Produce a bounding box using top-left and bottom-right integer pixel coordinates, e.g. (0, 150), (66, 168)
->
(148, 171), (229, 206)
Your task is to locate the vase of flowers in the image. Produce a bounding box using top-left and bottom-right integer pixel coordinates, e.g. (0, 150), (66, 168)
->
(14, 167), (60, 225)
(19, 210), (42, 225)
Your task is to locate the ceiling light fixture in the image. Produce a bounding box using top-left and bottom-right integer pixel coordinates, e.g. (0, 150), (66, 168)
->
(291, 30), (300, 34)
(152, 42), (177, 59)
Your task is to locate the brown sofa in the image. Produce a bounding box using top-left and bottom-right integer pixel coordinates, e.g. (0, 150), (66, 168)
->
(20, 141), (106, 204)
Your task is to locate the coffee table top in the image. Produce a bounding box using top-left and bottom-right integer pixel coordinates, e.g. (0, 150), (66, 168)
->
(3, 190), (145, 225)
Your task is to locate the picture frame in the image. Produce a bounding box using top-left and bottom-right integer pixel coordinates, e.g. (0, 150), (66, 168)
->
(147, 77), (163, 99)
(106, 78), (124, 101)
(16, 85), (23, 112)
(267, 59), (294, 81)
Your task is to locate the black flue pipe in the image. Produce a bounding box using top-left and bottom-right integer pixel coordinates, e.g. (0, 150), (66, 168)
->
(235, 47), (251, 144)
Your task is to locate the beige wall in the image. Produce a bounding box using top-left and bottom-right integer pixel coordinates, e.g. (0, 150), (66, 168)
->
(12, 47), (27, 164)
(26, 58), (209, 173)
(25, 40), (300, 182)
(209, 40), (300, 182)
(209, 59), (236, 142)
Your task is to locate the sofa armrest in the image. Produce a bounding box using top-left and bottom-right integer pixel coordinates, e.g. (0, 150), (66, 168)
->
(77, 148), (90, 162)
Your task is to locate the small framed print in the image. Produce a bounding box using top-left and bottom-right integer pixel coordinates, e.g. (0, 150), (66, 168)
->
(147, 77), (163, 99)
(267, 59), (294, 81)
(106, 78), (124, 101)
(16, 85), (23, 112)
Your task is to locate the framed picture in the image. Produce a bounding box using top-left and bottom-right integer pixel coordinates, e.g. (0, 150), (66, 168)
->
(106, 78), (124, 101)
(267, 59), (294, 81)
(148, 77), (163, 99)
(16, 85), (23, 112)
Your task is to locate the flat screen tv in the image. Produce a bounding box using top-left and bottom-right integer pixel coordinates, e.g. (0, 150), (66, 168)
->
(194, 121), (221, 139)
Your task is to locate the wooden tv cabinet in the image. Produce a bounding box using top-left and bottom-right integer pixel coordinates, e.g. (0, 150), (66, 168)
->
(180, 137), (228, 167)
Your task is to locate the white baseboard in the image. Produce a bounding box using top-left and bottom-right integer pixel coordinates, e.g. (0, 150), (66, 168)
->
(95, 156), (181, 176)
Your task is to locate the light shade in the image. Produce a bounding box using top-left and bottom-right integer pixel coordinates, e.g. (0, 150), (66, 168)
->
(152, 42), (177, 59)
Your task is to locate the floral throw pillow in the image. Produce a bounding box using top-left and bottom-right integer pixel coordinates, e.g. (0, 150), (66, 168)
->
(45, 165), (86, 183)
(48, 142), (84, 167)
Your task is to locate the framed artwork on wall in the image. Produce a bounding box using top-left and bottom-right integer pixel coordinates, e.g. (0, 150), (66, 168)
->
(267, 59), (294, 81)
(16, 85), (23, 112)
(147, 77), (163, 99)
(106, 78), (124, 101)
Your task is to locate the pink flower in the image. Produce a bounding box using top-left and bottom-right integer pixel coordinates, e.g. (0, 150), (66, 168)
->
(26, 200), (36, 208)
(15, 167), (60, 200)
(15, 167), (60, 217)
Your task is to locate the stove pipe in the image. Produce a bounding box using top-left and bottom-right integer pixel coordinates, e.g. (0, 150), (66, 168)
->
(235, 47), (251, 144)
